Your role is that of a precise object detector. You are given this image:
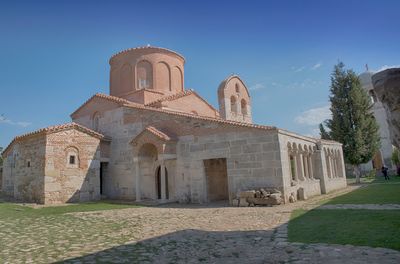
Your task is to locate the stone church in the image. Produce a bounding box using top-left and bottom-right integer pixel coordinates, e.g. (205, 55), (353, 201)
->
(1, 46), (347, 204)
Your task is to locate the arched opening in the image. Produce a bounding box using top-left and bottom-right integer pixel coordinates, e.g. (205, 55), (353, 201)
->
(137, 60), (153, 89)
(172, 66), (183, 92)
(155, 165), (169, 199)
(235, 83), (240, 93)
(241, 99), (247, 115)
(137, 143), (158, 199)
(289, 155), (296, 181)
(120, 63), (133, 93)
(156, 62), (171, 92)
(230, 96), (237, 114)
(65, 146), (79, 169)
(92, 112), (100, 131)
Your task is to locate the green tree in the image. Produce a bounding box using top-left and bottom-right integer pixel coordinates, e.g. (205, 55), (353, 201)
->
(319, 122), (331, 140)
(320, 62), (380, 183)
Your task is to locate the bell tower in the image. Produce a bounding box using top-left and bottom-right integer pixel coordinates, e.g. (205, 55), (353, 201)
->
(218, 75), (252, 123)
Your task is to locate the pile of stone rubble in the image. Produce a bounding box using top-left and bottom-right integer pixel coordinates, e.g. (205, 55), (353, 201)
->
(238, 188), (283, 207)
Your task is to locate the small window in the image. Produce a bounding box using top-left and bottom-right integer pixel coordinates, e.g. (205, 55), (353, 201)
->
(235, 83), (240, 93)
(69, 155), (76, 165)
(27, 160), (31, 168)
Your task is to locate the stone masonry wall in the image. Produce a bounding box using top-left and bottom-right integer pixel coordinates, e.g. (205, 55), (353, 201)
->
(44, 129), (101, 204)
(74, 106), (284, 203)
(2, 135), (46, 203)
(73, 105), (347, 204)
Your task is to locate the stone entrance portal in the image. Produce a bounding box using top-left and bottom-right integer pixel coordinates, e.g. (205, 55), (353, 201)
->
(204, 158), (229, 201)
(156, 166), (169, 200)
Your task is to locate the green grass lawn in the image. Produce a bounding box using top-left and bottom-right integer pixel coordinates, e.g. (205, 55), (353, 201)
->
(0, 201), (142, 262)
(289, 179), (400, 250)
(0, 200), (138, 219)
(326, 177), (400, 205)
(289, 209), (400, 250)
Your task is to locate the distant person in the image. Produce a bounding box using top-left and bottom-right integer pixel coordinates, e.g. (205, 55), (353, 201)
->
(381, 166), (389, 180)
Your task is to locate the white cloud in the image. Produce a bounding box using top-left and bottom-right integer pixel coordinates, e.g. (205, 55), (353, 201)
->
(375, 65), (400, 73)
(249, 83), (265, 91)
(311, 63), (322, 70)
(294, 105), (331, 126)
(304, 128), (323, 138)
(0, 115), (31, 127)
(294, 66), (305, 72)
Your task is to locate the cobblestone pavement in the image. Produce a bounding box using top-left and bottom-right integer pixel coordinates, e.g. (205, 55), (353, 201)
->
(1, 186), (400, 263)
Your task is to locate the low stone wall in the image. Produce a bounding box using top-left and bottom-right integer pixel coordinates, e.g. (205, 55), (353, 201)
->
(287, 179), (321, 201)
(325, 177), (347, 193)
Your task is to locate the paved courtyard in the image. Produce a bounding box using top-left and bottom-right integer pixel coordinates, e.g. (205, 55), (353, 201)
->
(1, 186), (400, 263)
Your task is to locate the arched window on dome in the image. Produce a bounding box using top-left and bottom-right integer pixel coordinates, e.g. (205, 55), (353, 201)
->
(241, 99), (247, 115)
(230, 96), (237, 114)
(137, 60), (153, 89)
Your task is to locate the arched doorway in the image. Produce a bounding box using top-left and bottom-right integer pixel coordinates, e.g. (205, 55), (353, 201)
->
(155, 166), (169, 200)
(138, 143), (158, 200)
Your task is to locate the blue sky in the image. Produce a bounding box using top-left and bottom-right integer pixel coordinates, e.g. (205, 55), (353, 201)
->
(1, 0), (399, 148)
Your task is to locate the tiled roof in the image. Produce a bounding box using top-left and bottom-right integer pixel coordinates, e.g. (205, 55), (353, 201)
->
(70, 93), (139, 117)
(145, 89), (195, 106)
(2, 122), (108, 156)
(131, 126), (175, 144)
(71, 93), (277, 131)
(145, 89), (219, 114)
(109, 46), (185, 62)
(145, 126), (174, 141)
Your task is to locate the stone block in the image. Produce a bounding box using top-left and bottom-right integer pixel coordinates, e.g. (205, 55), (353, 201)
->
(297, 187), (307, 200)
(239, 197), (249, 207)
(239, 190), (255, 198)
(242, 144), (262, 153)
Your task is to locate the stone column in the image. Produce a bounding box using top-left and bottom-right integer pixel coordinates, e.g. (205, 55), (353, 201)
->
(313, 147), (329, 194)
(303, 153), (309, 179)
(160, 160), (167, 200)
(296, 152), (305, 181)
(134, 157), (141, 201)
(308, 155), (314, 179)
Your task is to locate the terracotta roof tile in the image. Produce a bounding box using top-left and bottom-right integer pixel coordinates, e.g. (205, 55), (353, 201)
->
(2, 122), (108, 156)
(145, 89), (195, 106)
(71, 93), (277, 131)
(145, 126), (173, 141)
(70, 93), (139, 117)
(109, 46), (185, 62)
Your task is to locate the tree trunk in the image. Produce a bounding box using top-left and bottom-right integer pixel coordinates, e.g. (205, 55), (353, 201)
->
(353, 165), (361, 184)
